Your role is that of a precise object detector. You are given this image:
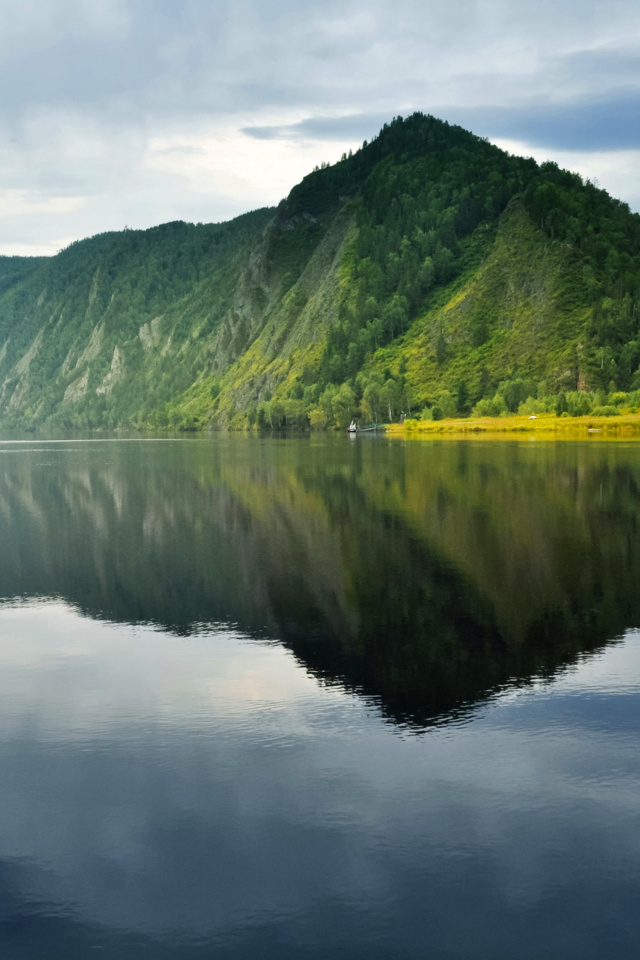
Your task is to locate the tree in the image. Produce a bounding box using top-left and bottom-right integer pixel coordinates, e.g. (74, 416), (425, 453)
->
(381, 378), (402, 421)
(362, 381), (382, 422)
(456, 380), (470, 416)
(332, 383), (356, 428)
(319, 384), (338, 425)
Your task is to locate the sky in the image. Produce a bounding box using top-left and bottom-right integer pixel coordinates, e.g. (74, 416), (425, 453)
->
(0, 0), (639, 255)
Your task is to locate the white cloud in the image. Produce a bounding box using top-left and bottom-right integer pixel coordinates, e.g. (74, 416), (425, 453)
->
(0, 0), (638, 253)
(0, 189), (84, 217)
(147, 122), (356, 209)
(493, 139), (640, 211)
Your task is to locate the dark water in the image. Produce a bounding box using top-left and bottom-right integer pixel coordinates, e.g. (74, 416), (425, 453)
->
(0, 435), (639, 959)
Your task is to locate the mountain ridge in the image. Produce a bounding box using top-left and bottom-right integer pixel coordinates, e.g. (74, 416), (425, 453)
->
(0, 112), (639, 431)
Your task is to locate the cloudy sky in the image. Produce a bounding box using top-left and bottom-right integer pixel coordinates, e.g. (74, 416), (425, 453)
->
(0, 0), (639, 255)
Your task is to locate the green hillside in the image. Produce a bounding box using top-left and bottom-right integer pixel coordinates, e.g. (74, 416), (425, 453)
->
(0, 112), (639, 431)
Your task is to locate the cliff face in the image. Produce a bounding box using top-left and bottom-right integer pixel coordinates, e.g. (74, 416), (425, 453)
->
(0, 211), (275, 429)
(0, 112), (638, 431)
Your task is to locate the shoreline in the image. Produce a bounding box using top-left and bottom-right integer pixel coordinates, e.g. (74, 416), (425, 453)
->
(385, 412), (640, 440)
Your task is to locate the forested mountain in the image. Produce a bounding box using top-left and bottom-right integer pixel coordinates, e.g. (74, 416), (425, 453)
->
(1, 112), (639, 431)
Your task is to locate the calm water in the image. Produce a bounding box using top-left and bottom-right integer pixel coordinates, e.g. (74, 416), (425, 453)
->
(0, 435), (639, 958)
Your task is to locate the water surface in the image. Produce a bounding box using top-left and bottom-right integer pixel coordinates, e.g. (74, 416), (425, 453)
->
(0, 435), (638, 958)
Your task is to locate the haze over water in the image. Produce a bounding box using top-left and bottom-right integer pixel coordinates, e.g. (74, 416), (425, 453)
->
(0, 435), (639, 959)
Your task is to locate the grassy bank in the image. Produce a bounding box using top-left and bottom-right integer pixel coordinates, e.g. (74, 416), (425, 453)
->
(386, 412), (640, 439)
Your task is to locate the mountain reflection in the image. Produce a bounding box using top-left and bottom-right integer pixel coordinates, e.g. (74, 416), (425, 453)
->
(0, 436), (639, 727)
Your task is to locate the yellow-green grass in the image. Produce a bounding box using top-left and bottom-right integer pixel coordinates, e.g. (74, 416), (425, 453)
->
(386, 411), (640, 439)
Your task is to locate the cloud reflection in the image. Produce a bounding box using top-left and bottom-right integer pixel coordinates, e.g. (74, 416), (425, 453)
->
(0, 603), (638, 958)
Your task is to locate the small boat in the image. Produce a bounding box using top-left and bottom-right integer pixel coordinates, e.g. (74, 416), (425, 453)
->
(348, 422), (380, 434)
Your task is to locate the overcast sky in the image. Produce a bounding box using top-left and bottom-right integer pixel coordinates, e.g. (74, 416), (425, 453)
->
(0, 0), (639, 255)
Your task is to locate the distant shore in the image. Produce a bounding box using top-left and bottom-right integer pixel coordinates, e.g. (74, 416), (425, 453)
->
(385, 412), (640, 439)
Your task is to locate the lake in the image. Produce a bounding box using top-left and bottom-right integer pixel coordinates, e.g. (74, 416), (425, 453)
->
(0, 434), (639, 959)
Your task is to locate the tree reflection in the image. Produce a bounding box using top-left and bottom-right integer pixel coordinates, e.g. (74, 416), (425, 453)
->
(0, 437), (639, 727)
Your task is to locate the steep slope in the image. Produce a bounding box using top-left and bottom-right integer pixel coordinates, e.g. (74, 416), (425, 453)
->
(173, 115), (640, 429)
(0, 211), (277, 429)
(0, 112), (639, 431)
(371, 199), (592, 402)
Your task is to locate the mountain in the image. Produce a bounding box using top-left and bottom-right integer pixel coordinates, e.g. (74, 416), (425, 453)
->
(0, 112), (639, 431)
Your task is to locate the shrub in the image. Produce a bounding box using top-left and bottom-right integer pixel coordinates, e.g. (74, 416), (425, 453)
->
(497, 377), (538, 412)
(590, 405), (621, 417)
(284, 399), (309, 429)
(435, 390), (457, 418)
(518, 396), (553, 415)
(565, 391), (594, 417)
(473, 394), (508, 417)
(431, 404), (443, 420)
(308, 406), (328, 429)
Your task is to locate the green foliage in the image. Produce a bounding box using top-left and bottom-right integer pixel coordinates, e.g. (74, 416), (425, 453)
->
(304, 118), (640, 422)
(3, 112), (640, 432)
(434, 390), (457, 418)
(565, 391), (594, 417)
(473, 395), (508, 417)
(0, 255), (45, 295)
(456, 380), (471, 416)
(0, 208), (274, 430)
(362, 381), (383, 422)
(496, 378), (538, 412)
(590, 405), (621, 416)
(517, 396), (555, 415)
(332, 383), (357, 428)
